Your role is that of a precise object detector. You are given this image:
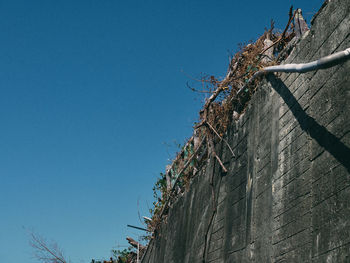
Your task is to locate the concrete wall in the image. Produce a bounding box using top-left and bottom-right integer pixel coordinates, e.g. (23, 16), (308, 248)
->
(142, 0), (350, 262)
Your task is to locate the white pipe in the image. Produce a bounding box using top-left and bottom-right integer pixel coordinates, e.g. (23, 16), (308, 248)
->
(236, 47), (350, 96)
(261, 47), (350, 73)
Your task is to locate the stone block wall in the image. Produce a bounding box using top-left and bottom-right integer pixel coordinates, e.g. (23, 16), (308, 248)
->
(142, 0), (350, 262)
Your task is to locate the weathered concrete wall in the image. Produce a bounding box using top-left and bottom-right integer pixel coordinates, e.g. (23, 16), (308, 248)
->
(142, 0), (350, 262)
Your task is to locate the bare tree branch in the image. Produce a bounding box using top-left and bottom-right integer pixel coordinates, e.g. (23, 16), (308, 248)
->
(205, 121), (235, 158)
(29, 232), (68, 263)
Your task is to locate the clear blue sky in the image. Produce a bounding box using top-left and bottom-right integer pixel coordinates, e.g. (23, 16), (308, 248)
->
(0, 0), (323, 262)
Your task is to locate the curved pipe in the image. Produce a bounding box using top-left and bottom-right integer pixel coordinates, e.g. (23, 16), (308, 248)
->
(261, 47), (350, 74)
(236, 47), (350, 96)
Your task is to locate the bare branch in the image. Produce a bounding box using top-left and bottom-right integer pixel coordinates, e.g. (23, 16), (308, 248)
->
(186, 82), (213, 94)
(126, 237), (146, 250)
(207, 134), (228, 173)
(259, 6), (296, 56)
(205, 121), (235, 158)
(29, 232), (68, 263)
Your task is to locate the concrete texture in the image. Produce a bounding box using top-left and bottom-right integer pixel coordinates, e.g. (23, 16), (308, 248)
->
(142, 0), (350, 262)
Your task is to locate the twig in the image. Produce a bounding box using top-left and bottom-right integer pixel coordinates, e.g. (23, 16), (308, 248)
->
(205, 121), (235, 158)
(204, 86), (225, 108)
(259, 6), (296, 56)
(126, 237), (146, 250)
(207, 135), (228, 173)
(186, 82), (213, 94)
(194, 119), (206, 129)
(214, 154), (228, 173)
(281, 6), (296, 39)
(181, 69), (213, 84)
(30, 232), (67, 263)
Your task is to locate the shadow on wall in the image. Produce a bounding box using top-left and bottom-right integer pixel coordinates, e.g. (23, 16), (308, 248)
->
(267, 73), (350, 173)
